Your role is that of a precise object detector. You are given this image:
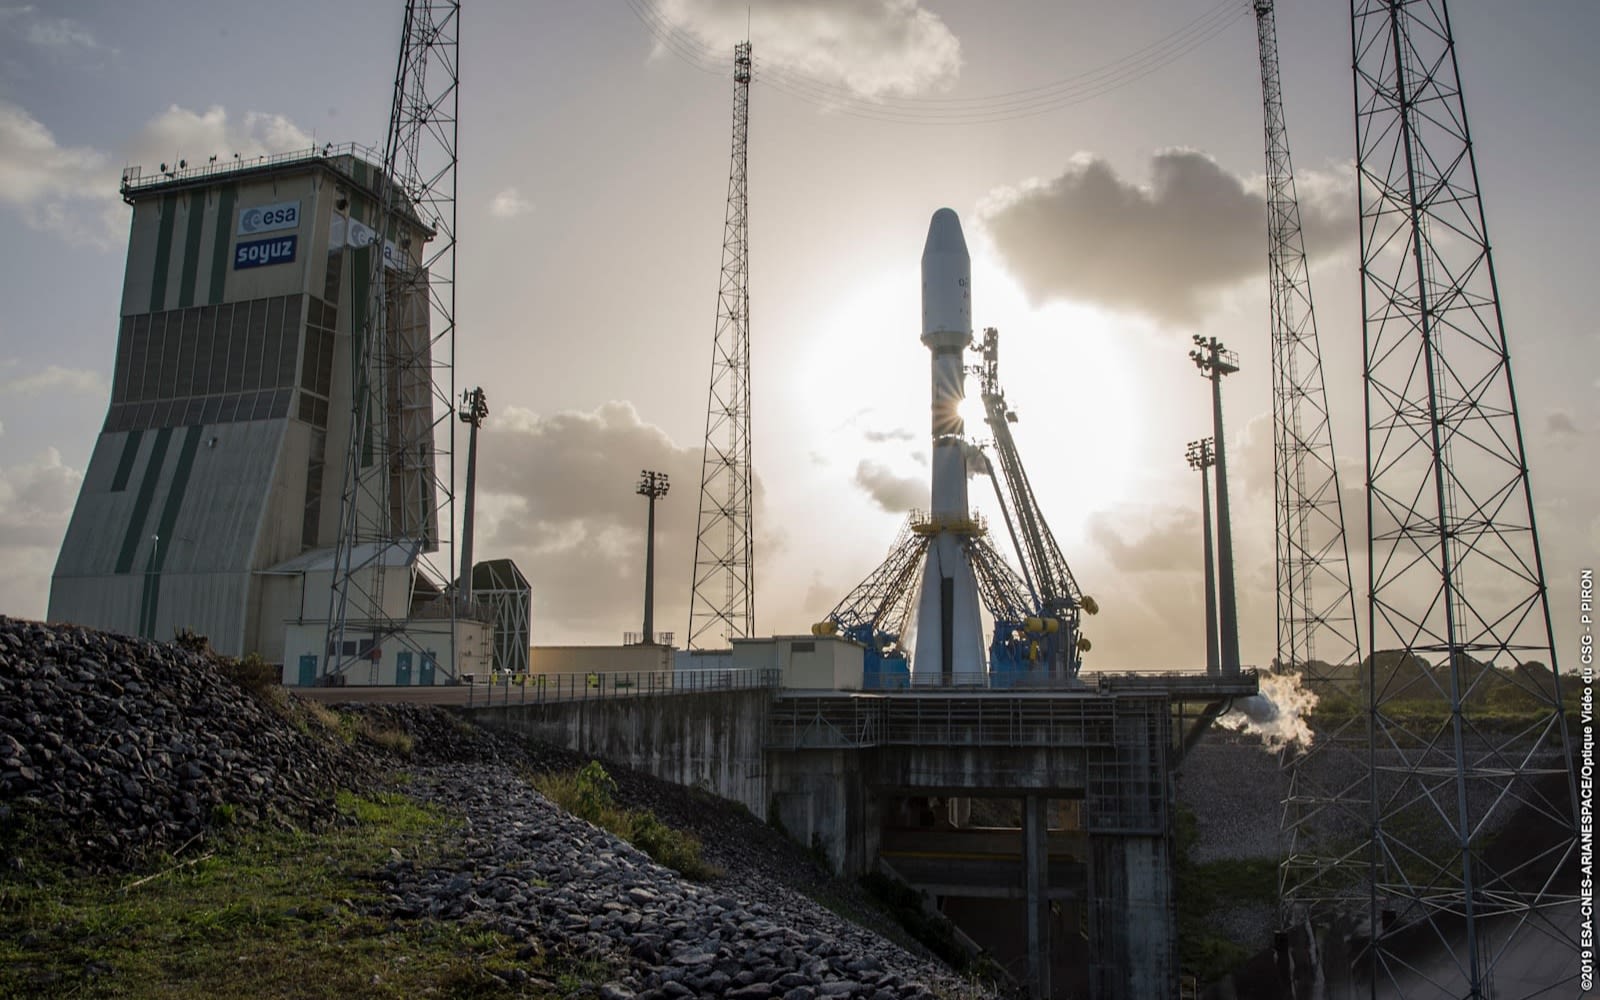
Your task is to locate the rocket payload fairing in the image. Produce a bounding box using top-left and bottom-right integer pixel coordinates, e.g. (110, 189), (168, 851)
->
(912, 208), (986, 684)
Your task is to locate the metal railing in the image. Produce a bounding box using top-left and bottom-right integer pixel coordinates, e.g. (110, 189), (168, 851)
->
(465, 667), (779, 708)
(620, 631), (675, 646)
(769, 692), (1134, 750)
(410, 594), (495, 624)
(120, 142), (384, 193)
(1084, 668), (1260, 696)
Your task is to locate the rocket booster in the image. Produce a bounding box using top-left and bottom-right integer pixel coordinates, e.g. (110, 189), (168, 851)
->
(921, 207), (973, 518)
(913, 208), (985, 684)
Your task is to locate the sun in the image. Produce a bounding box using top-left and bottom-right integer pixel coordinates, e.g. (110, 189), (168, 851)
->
(956, 392), (989, 438)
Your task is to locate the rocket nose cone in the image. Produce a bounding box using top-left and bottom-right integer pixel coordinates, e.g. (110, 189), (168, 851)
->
(922, 207), (968, 259)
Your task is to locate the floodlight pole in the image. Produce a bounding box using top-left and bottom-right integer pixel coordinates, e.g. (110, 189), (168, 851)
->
(638, 470), (671, 644)
(1187, 438), (1220, 677)
(1191, 337), (1240, 675)
(458, 387), (488, 610)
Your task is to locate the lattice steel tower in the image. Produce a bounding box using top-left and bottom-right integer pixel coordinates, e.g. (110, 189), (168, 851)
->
(1353, 0), (1577, 994)
(1252, 0), (1367, 933)
(325, 0), (461, 679)
(688, 42), (755, 650)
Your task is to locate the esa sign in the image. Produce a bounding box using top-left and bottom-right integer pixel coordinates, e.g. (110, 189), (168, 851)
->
(237, 199), (300, 236)
(234, 235), (298, 270)
(333, 216), (402, 270)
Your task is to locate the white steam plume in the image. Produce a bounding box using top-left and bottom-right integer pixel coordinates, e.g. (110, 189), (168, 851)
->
(1216, 671), (1318, 749)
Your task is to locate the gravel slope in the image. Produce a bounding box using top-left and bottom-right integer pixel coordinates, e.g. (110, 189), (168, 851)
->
(0, 618), (991, 999)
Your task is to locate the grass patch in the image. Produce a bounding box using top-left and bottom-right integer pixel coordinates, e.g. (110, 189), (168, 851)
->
(0, 789), (565, 998)
(290, 701), (413, 757)
(362, 722), (415, 757)
(303, 700), (344, 735)
(218, 651), (282, 701)
(532, 762), (719, 881)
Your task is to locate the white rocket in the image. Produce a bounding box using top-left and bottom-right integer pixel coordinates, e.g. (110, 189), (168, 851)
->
(912, 208), (986, 684)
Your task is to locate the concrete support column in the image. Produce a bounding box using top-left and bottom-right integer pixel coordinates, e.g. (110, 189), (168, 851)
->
(1024, 793), (1052, 998)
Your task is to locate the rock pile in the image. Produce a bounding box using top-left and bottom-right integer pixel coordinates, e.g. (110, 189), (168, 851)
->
(0, 616), (380, 867)
(390, 765), (990, 1000)
(1, 618), (992, 996)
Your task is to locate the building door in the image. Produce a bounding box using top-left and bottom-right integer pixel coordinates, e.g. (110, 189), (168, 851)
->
(297, 654), (317, 687)
(420, 651), (436, 686)
(395, 651), (413, 686)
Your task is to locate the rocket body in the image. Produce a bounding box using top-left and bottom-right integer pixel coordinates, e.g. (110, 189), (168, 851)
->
(912, 209), (985, 685)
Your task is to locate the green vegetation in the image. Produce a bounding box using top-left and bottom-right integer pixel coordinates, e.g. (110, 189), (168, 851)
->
(1312, 697), (1574, 732)
(0, 789), (574, 998)
(282, 697), (414, 757)
(1173, 805), (1278, 985)
(532, 762), (719, 881)
(219, 650), (282, 700)
(1291, 655), (1585, 732)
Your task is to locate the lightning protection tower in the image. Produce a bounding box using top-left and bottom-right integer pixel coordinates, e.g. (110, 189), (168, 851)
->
(688, 41), (755, 650)
(1251, 0), (1368, 936)
(325, 0), (462, 680)
(1353, 0), (1578, 994)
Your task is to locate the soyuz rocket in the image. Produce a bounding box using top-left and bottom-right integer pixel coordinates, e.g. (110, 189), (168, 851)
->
(912, 208), (985, 684)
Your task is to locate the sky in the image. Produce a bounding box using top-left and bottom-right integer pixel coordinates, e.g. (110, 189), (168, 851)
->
(0, 0), (1594, 671)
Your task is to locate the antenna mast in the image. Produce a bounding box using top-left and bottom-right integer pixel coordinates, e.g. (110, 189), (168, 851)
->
(324, 0), (461, 680)
(688, 41), (755, 649)
(1352, 0), (1577, 992)
(1251, 0), (1367, 932)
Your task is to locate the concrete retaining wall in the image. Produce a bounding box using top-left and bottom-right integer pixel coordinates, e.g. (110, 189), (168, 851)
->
(462, 689), (770, 815)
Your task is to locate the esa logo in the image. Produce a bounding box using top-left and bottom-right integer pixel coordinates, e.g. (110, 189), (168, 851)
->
(234, 235), (298, 270)
(237, 200), (300, 235)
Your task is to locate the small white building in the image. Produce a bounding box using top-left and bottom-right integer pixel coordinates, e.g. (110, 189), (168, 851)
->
(272, 542), (493, 686)
(732, 635), (866, 691)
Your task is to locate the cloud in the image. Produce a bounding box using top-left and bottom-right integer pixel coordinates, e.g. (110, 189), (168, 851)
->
(0, 446), (78, 542)
(475, 401), (714, 643)
(1545, 410), (1579, 436)
(647, 0), (961, 98)
(1231, 411), (1277, 500)
(0, 447), (81, 618)
(980, 149), (1355, 322)
(853, 460), (922, 513)
(1087, 504), (1201, 573)
(0, 6), (109, 53)
(125, 105), (314, 171)
(862, 426), (916, 443)
(0, 99), (117, 244)
(0, 364), (107, 396)
(489, 187), (533, 219)
(0, 101), (315, 247)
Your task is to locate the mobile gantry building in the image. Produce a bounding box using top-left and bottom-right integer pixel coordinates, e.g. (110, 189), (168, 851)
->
(49, 147), (493, 678)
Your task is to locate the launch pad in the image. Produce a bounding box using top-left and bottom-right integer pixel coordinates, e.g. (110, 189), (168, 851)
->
(765, 671), (1258, 997)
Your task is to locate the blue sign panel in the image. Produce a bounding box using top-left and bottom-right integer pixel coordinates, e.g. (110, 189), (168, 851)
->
(234, 234), (298, 270)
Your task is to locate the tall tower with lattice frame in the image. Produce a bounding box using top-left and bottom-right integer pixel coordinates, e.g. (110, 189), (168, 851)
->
(1352, 0), (1578, 993)
(325, 0), (463, 680)
(1251, 0), (1368, 930)
(687, 42), (755, 650)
